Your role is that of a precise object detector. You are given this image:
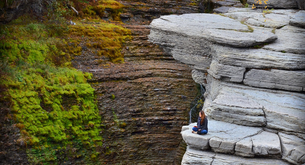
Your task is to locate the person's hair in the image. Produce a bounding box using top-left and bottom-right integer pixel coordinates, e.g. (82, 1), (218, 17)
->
(200, 111), (206, 125)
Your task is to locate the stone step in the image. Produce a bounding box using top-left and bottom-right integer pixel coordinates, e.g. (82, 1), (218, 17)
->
(182, 147), (290, 165)
(181, 120), (282, 157)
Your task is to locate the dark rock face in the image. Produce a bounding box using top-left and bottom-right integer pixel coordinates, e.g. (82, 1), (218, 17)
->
(0, 100), (28, 165)
(71, 24), (198, 164)
(70, 1), (201, 164)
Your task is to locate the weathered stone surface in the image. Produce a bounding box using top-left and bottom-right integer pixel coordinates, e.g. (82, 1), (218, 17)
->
(206, 104), (266, 126)
(181, 120), (262, 153)
(182, 148), (290, 165)
(264, 25), (305, 54)
(181, 147), (215, 165)
(208, 60), (245, 82)
(235, 137), (254, 157)
(150, 14), (249, 37)
(244, 69), (305, 92)
(202, 28), (277, 47)
(213, 6), (231, 13)
(279, 132), (305, 164)
(247, 0), (298, 9)
(213, 45), (305, 70)
(205, 78), (305, 133)
(192, 69), (207, 85)
(149, 9), (305, 165)
(225, 12), (290, 28)
(252, 131), (281, 156)
(150, 14), (277, 48)
(290, 11), (305, 28)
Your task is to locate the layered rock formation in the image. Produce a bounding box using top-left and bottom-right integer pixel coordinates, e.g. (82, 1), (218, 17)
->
(70, 0), (203, 164)
(149, 7), (305, 165)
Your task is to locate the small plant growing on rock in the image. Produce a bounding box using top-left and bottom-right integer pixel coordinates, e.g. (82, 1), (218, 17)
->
(252, 0), (268, 9)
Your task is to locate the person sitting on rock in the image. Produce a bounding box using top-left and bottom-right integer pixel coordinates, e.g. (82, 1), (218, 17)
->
(192, 111), (208, 135)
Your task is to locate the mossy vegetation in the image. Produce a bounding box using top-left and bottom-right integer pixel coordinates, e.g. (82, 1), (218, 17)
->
(66, 20), (131, 63)
(0, 0), (130, 164)
(0, 20), (102, 163)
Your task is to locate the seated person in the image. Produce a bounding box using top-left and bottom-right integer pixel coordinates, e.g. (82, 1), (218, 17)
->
(192, 111), (208, 135)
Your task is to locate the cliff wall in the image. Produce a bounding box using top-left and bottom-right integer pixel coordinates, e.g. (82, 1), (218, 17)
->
(149, 6), (305, 165)
(69, 0), (203, 164)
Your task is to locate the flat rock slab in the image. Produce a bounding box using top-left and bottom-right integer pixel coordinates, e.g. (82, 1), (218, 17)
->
(182, 147), (290, 165)
(264, 25), (305, 54)
(181, 120), (263, 154)
(290, 11), (305, 28)
(225, 12), (290, 28)
(244, 69), (305, 92)
(149, 14), (277, 48)
(207, 80), (305, 133)
(279, 132), (305, 164)
(252, 131), (281, 155)
(213, 45), (305, 70)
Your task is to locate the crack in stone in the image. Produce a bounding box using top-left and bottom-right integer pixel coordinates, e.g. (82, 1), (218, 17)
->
(298, 153), (305, 162)
(210, 153), (216, 165)
(278, 132), (284, 158)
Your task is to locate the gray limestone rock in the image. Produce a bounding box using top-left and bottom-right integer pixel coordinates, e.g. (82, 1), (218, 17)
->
(290, 11), (305, 28)
(206, 104), (266, 126)
(247, 0), (298, 9)
(252, 131), (281, 156)
(191, 69), (207, 85)
(213, 45), (305, 70)
(149, 14), (277, 48)
(182, 148), (290, 165)
(149, 10), (305, 165)
(263, 25), (305, 54)
(207, 60), (245, 83)
(244, 69), (305, 92)
(181, 120), (262, 154)
(213, 6), (231, 13)
(205, 78), (305, 133)
(202, 28), (277, 47)
(235, 137), (254, 157)
(181, 147), (215, 165)
(279, 132), (305, 164)
(225, 12), (290, 28)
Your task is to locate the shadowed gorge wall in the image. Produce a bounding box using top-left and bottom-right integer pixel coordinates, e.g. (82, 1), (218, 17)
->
(70, 0), (202, 163)
(0, 0), (202, 164)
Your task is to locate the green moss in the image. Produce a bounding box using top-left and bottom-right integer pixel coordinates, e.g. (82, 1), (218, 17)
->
(67, 21), (131, 63)
(0, 21), (102, 164)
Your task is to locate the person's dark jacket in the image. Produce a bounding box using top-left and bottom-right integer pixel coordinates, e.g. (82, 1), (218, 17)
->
(197, 116), (208, 132)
